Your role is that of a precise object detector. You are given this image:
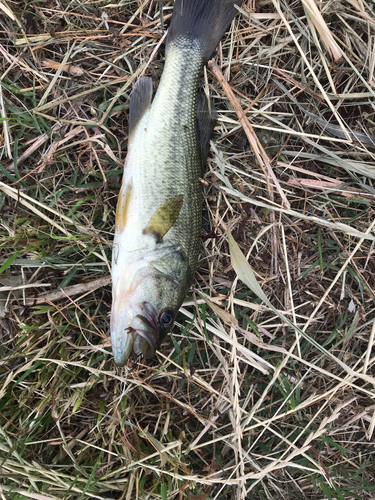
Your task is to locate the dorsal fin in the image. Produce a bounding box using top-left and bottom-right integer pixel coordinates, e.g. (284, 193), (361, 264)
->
(196, 92), (218, 171)
(128, 76), (153, 143)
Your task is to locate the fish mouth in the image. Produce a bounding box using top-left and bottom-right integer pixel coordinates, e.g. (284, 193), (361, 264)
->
(131, 315), (158, 359)
(110, 303), (158, 366)
(111, 328), (134, 367)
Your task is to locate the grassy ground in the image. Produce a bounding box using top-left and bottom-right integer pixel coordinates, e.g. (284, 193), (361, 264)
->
(1, 0), (375, 499)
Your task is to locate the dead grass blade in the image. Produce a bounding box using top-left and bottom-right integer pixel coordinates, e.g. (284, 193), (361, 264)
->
(301, 0), (343, 62)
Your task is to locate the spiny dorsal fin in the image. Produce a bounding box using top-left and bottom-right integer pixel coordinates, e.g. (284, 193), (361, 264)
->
(143, 195), (184, 243)
(196, 92), (218, 171)
(129, 76), (153, 143)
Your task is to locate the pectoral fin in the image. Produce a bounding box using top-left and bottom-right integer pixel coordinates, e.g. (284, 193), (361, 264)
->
(143, 195), (184, 243)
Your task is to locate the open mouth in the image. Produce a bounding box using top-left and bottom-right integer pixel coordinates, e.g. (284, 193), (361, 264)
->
(110, 297), (160, 366)
(131, 314), (158, 359)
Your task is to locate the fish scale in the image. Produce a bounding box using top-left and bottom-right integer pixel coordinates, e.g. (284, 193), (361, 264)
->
(128, 39), (203, 265)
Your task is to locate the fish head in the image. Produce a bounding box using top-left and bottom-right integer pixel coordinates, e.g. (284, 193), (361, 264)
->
(110, 243), (191, 366)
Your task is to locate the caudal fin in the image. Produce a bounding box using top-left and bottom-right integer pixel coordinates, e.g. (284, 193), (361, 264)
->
(167, 0), (241, 61)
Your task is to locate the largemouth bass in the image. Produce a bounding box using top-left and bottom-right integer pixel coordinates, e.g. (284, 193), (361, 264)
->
(111, 0), (241, 366)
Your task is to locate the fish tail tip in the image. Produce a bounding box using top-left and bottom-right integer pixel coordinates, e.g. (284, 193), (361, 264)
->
(167, 0), (242, 61)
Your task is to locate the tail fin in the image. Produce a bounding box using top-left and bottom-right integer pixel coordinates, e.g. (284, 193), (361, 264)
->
(166, 0), (241, 61)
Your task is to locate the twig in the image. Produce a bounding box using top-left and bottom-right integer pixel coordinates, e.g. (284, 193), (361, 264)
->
(22, 275), (111, 305)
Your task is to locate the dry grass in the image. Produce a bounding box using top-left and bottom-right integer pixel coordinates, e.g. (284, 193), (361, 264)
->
(1, 0), (375, 499)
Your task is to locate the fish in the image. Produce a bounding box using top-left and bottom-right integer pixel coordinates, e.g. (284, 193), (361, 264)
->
(110, 0), (241, 366)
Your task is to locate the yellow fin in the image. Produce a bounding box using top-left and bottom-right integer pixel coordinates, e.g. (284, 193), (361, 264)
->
(115, 181), (133, 232)
(143, 195), (184, 242)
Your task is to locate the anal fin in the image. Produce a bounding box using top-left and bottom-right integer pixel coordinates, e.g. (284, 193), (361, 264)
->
(129, 76), (153, 143)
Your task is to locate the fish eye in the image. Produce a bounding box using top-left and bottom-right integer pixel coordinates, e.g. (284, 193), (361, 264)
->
(159, 309), (174, 329)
